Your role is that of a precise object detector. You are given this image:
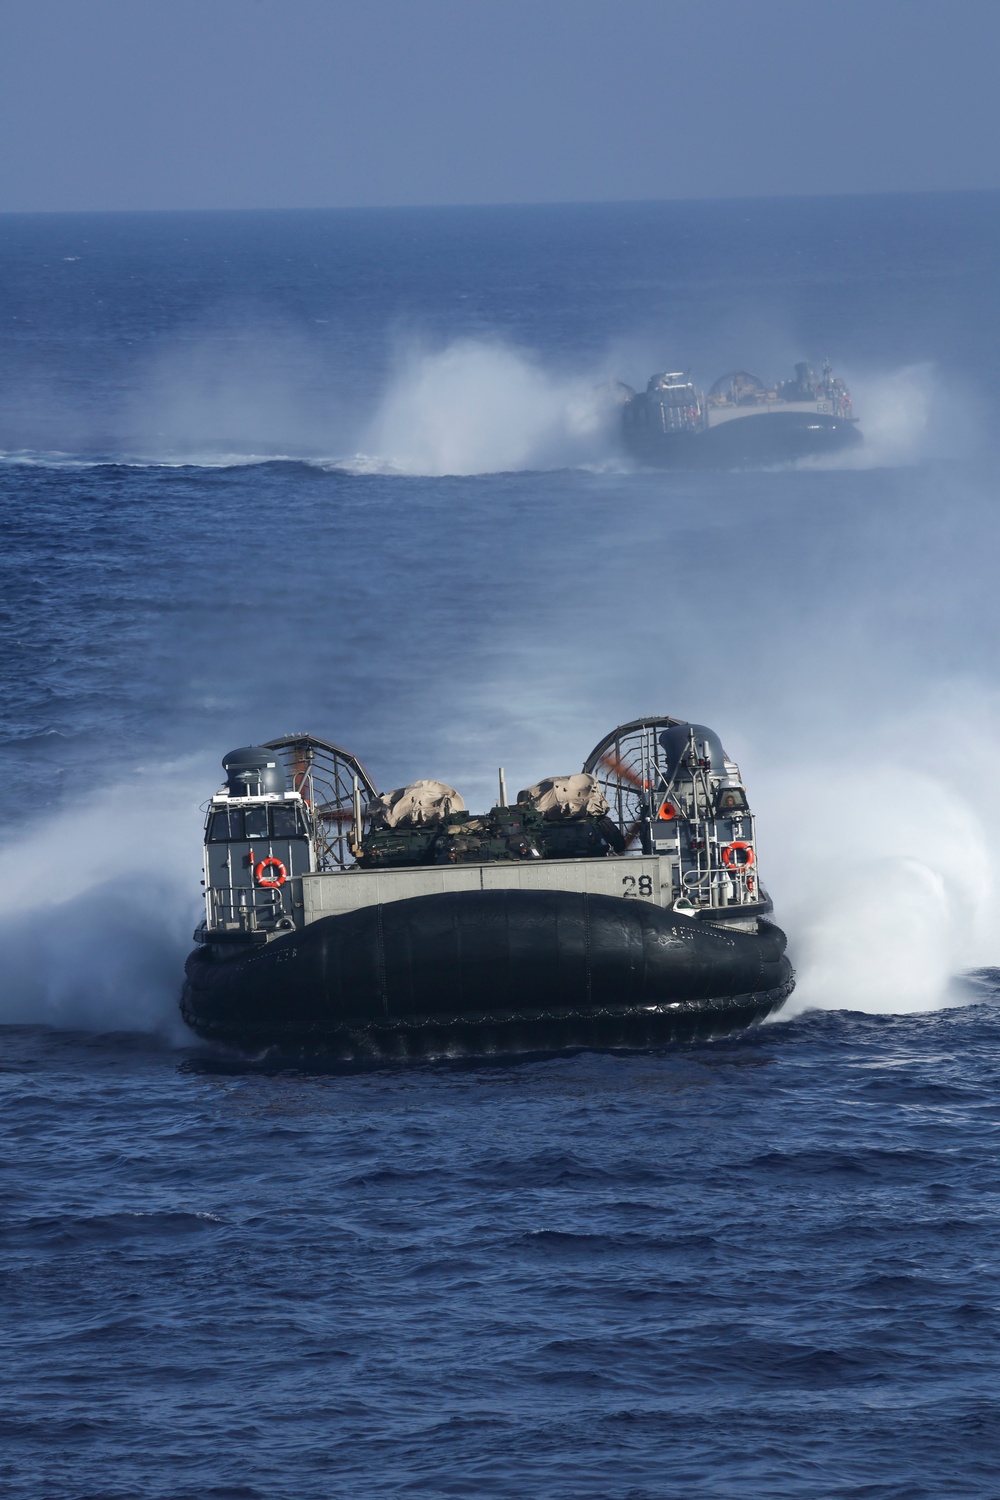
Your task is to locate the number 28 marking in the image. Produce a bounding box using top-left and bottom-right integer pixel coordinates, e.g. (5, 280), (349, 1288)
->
(622, 874), (654, 898)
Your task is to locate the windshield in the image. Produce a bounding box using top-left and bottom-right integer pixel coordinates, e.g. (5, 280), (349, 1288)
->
(272, 803), (306, 838)
(208, 809), (241, 842)
(208, 803), (308, 842)
(242, 806), (269, 839)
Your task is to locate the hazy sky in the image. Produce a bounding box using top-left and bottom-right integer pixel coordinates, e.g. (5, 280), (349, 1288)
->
(1, 0), (998, 213)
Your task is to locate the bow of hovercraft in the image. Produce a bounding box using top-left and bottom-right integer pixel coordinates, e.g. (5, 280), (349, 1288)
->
(180, 720), (794, 1058)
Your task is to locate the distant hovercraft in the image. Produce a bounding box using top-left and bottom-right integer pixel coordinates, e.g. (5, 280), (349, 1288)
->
(619, 360), (861, 468)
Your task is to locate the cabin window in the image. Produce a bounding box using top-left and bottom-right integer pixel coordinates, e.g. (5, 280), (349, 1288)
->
(208, 809), (241, 842)
(208, 804), (307, 842)
(271, 803), (305, 838)
(716, 787), (748, 814)
(243, 806), (269, 839)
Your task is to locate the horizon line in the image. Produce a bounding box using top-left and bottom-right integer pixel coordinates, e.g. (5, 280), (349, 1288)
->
(1, 185), (997, 220)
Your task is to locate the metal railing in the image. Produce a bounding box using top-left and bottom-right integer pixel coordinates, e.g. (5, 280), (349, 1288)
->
(208, 886), (285, 931)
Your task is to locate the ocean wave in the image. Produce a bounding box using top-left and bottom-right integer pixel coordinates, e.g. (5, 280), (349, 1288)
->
(0, 449), (331, 472)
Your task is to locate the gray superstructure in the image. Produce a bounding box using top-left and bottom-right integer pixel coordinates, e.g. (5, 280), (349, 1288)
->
(195, 718), (771, 948)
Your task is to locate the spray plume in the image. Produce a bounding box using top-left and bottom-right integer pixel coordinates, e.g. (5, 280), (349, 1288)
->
(0, 763), (210, 1040)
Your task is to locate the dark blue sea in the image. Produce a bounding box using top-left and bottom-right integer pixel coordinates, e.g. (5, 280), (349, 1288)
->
(4, 194), (1000, 1497)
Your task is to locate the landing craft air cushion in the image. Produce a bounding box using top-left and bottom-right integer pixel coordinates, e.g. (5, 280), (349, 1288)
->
(180, 718), (794, 1057)
(619, 360), (861, 467)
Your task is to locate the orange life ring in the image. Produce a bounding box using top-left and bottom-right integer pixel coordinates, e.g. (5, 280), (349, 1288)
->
(255, 857), (287, 888)
(721, 841), (754, 870)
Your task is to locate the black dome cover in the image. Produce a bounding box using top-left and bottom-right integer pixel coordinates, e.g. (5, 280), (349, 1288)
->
(658, 723), (727, 778)
(222, 746), (287, 797)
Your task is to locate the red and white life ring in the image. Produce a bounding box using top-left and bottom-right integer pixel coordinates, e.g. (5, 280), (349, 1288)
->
(721, 841), (755, 870)
(255, 857), (287, 888)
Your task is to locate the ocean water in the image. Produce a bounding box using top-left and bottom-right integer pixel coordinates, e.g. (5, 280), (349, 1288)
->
(4, 194), (1000, 1496)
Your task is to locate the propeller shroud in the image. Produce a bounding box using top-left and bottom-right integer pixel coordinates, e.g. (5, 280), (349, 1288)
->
(582, 716), (686, 852)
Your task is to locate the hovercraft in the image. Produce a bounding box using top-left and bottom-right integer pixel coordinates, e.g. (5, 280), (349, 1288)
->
(180, 717), (794, 1059)
(620, 360), (861, 468)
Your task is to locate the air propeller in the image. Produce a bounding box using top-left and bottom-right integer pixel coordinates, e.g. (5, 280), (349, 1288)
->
(582, 716), (685, 853)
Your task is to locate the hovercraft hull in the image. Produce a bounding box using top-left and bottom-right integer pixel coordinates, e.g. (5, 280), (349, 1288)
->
(181, 887), (793, 1059)
(623, 409), (861, 470)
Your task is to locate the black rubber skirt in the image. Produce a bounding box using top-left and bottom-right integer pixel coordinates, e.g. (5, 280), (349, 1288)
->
(623, 410), (862, 469)
(180, 888), (794, 1059)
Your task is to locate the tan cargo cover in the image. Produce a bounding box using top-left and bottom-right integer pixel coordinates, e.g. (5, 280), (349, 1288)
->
(368, 779), (467, 829)
(516, 773), (609, 821)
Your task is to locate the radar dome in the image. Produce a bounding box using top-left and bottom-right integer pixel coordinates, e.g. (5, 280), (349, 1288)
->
(222, 746), (287, 797)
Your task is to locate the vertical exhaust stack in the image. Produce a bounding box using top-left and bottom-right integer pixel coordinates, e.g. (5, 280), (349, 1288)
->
(352, 776), (363, 858)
